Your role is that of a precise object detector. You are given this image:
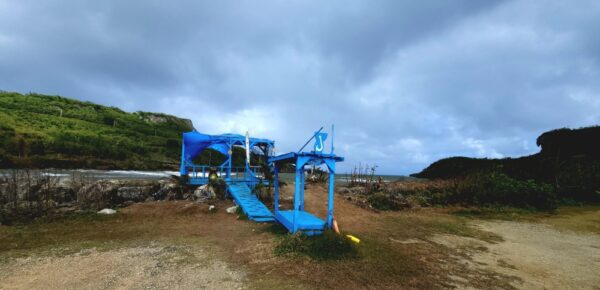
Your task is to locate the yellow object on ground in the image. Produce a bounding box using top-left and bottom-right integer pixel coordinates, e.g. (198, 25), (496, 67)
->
(346, 235), (360, 244)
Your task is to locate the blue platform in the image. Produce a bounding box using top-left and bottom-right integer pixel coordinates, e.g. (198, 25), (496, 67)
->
(275, 210), (326, 235)
(227, 182), (274, 222)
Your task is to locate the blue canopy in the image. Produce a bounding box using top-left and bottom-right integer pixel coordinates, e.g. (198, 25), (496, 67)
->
(182, 131), (274, 163)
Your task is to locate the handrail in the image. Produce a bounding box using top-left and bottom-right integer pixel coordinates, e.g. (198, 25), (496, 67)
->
(183, 164), (263, 181)
(298, 127), (324, 153)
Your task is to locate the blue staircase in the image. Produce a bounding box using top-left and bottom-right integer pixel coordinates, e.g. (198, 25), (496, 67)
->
(226, 182), (274, 222)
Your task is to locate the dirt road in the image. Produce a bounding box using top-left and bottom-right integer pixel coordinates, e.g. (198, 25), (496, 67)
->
(433, 217), (600, 289)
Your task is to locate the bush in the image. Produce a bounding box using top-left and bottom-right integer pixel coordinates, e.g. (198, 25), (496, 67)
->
(360, 173), (557, 211)
(367, 192), (410, 211)
(456, 172), (557, 210)
(274, 231), (358, 260)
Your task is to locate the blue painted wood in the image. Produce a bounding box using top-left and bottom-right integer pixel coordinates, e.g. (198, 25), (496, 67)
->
(275, 210), (325, 232)
(269, 126), (344, 235)
(226, 182), (274, 222)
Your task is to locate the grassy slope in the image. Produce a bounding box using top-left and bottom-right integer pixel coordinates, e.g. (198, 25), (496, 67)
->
(0, 91), (194, 170)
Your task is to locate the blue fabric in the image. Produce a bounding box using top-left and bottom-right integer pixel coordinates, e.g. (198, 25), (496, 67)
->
(183, 132), (236, 162)
(182, 131), (274, 163)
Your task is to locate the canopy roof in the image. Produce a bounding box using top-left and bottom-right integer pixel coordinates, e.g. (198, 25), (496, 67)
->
(182, 131), (274, 162)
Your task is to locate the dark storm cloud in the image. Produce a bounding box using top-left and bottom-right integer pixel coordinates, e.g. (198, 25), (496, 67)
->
(1, 0), (599, 174)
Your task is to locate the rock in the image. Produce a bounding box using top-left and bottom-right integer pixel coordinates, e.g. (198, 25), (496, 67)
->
(208, 205), (216, 212)
(77, 181), (120, 210)
(226, 206), (238, 214)
(153, 181), (179, 200)
(145, 196), (155, 202)
(182, 192), (194, 200)
(194, 185), (216, 202)
(57, 206), (77, 213)
(97, 208), (116, 215)
(337, 187), (355, 195)
(117, 186), (153, 201)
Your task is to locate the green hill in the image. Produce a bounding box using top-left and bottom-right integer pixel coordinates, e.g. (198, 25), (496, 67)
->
(412, 126), (600, 202)
(0, 91), (194, 169)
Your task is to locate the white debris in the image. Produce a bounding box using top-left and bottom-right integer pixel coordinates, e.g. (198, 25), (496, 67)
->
(226, 206), (238, 214)
(208, 205), (216, 211)
(97, 208), (117, 215)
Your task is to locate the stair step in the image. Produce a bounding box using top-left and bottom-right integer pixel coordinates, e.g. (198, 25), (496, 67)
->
(227, 182), (273, 223)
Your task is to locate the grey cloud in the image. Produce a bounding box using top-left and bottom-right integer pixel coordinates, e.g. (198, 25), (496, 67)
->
(1, 0), (599, 174)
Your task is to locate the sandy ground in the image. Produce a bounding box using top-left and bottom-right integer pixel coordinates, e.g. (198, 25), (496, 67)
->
(432, 220), (600, 290)
(0, 243), (245, 290)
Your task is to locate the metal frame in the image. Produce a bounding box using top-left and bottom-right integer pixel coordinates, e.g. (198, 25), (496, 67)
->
(269, 126), (344, 235)
(180, 133), (275, 186)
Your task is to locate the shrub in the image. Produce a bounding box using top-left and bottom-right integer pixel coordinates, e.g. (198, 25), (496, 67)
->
(456, 172), (557, 210)
(274, 231), (358, 260)
(360, 173), (557, 211)
(367, 192), (410, 211)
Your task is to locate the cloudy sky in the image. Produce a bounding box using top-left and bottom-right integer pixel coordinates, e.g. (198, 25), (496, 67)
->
(1, 0), (599, 174)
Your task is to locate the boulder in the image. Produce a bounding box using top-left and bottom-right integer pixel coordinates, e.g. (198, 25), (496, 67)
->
(117, 186), (153, 201)
(194, 185), (216, 202)
(226, 205), (238, 214)
(97, 208), (116, 215)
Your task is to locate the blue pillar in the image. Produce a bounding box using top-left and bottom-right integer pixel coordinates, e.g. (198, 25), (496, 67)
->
(274, 163), (279, 214)
(327, 162), (336, 228)
(293, 160), (301, 233)
(299, 168), (305, 211)
(227, 143), (232, 180)
(179, 140), (186, 176)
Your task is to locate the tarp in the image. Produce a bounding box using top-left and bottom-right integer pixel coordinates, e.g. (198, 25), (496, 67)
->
(182, 131), (274, 163)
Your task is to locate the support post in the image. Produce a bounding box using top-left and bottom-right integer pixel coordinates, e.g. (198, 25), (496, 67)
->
(299, 168), (305, 211)
(274, 163), (279, 214)
(227, 143), (232, 180)
(293, 160), (301, 233)
(331, 124), (335, 154)
(327, 162), (336, 229)
(179, 139), (186, 176)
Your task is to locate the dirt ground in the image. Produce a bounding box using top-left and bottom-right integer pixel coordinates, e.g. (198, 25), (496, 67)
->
(0, 244), (245, 289)
(432, 220), (600, 289)
(1, 183), (599, 289)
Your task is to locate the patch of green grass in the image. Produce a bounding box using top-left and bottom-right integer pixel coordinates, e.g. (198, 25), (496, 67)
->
(542, 205), (600, 234)
(430, 217), (503, 243)
(274, 231), (358, 260)
(452, 206), (539, 221)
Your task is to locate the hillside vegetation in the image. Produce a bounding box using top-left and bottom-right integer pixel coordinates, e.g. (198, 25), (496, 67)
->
(412, 126), (600, 203)
(0, 91), (194, 169)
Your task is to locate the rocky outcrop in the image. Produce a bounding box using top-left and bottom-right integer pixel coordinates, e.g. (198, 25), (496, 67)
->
(1, 176), (216, 224)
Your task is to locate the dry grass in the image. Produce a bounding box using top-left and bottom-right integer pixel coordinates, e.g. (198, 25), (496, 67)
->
(3, 184), (591, 289)
(537, 205), (600, 234)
